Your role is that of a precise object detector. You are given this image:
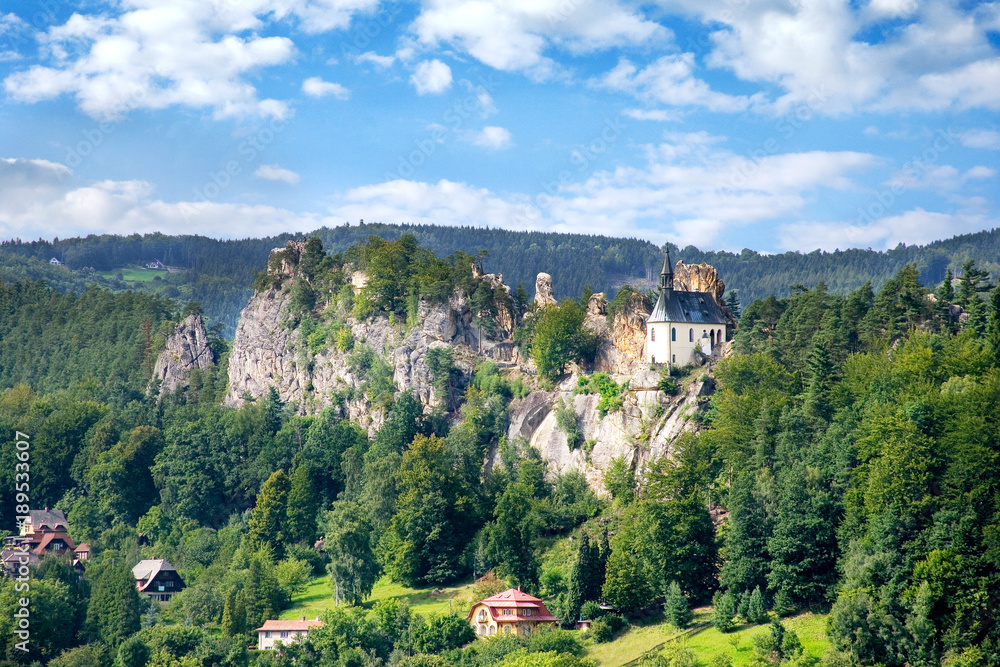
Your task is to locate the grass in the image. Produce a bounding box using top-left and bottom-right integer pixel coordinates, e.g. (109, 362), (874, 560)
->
(584, 609), (831, 667)
(101, 267), (167, 282)
(279, 575), (477, 620)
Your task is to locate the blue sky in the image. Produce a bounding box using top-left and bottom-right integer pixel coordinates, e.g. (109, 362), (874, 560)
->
(0, 0), (998, 254)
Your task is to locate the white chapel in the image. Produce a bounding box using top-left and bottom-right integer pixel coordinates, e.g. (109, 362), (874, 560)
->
(645, 249), (728, 367)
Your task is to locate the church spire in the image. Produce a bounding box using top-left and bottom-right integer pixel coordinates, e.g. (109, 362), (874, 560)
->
(660, 248), (674, 291)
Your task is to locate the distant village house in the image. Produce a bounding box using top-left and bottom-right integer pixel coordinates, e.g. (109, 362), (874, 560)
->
(1, 509), (88, 577)
(146, 259), (167, 270)
(256, 618), (324, 650)
(133, 559), (185, 602)
(467, 588), (559, 637)
(49, 257), (63, 265)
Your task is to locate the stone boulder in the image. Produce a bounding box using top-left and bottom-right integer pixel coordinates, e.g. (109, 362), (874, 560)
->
(534, 272), (557, 308)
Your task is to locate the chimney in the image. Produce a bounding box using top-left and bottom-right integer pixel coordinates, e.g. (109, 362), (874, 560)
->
(300, 616), (305, 622)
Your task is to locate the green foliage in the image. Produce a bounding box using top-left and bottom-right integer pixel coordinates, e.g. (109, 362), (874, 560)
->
(285, 463), (319, 545)
(322, 501), (380, 605)
(114, 635), (150, 667)
(663, 580), (692, 629)
(555, 397), (582, 449)
(530, 300), (599, 381)
(590, 613), (628, 643)
(247, 469), (290, 558)
(603, 456), (636, 506)
(746, 586), (767, 625)
(412, 614), (476, 654)
(712, 590), (737, 633)
(86, 559), (143, 649)
(575, 373), (625, 417)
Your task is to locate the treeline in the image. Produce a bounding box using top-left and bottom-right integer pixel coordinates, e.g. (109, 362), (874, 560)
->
(7, 224), (999, 339)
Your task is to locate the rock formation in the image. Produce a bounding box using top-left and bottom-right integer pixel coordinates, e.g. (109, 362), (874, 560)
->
(590, 289), (650, 375)
(150, 314), (215, 395)
(269, 240), (307, 279)
(534, 272), (557, 308)
(673, 260), (725, 302)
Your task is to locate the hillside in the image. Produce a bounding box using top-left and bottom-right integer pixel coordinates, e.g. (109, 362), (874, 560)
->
(3, 224), (1000, 336)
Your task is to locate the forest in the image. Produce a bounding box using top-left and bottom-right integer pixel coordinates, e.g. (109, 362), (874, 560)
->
(3, 224), (1000, 338)
(0, 232), (999, 667)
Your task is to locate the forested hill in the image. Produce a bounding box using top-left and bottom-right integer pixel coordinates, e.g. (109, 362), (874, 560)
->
(3, 224), (999, 334)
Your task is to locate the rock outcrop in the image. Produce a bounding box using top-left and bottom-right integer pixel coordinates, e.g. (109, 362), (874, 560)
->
(534, 272), (557, 308)
(151, 314), (215, 395)
(590, 289), (650, 375)
(673, 260), (725, 302)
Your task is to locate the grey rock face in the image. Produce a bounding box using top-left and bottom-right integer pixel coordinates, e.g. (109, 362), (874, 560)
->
(534, 272), (557, 307)
(151, 314), (215, 395)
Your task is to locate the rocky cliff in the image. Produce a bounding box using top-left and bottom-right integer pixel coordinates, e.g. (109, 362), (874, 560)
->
(150, 314), (215, 395)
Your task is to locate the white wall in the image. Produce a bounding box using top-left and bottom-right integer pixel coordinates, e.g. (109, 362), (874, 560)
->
(645, 322), (726, 366)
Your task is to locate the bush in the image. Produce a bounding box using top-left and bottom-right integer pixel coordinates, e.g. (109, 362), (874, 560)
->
(590, 613), (627, 643)
(526, 628), (583, 656)
(580, 601), (603, 621)
(412, 614), (477, 654)
(575, 373), (625, 417)
(555, 398), (582, 449)
(286, 544), (326, 576)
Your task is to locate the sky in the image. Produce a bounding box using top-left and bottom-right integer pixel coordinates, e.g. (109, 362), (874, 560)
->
(0, 0), (998, 254)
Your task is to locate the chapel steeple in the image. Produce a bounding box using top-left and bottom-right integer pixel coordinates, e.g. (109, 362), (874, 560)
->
(660, 248), (674, 291)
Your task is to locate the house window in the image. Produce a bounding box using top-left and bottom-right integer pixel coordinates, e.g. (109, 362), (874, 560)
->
(266, 632), (272, 638)
(689, 329), (693, 342)
(651, 355), (655, 363)
(523, 608), (532, 616)
(671, 327), (676, 341)
(672, 355), (676, 363)
(650, 328), (655, 342)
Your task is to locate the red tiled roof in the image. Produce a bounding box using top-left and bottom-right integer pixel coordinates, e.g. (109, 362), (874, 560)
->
(466, 589), (560, 622)
(256, 619), (325, 632)
(32, 532), (76, 555)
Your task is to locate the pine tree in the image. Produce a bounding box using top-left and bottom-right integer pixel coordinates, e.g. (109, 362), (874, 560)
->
(712, 590), (737, 633)
(906, 581), (939, 667)
(725, 290), (741, 319)
(232, 589), (247, 636)
(746, 586), (767, 625)
(567, 533), (594, 623)
(663, 581), (692, 629)
(936, 268), (955, 303)
(286, 464), (318, 545)
(85, 559), (142, 649)
(986, 285), (1000, 366)
(247, 469), (290, 557)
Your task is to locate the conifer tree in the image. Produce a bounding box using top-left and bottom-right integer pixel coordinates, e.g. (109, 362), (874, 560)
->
(567, 533), (594, 622)
(986, 285), (1000, 366)
(712, 590), (737, 633)
(663, 581), (692, 629)
(286, 463), (318, 545)
(247, 469), (290, 557)
(746, 586), (767, 625)
(85, 559), (142, 649)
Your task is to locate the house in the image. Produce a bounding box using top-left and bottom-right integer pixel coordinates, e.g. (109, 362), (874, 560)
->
(74, 543), (91, 560)
(49, 257), (63, 265)
(0, 547), (39, 578)
(256, 618), (324, 650)
(4, 508), (84, 559)
(645, 249), (728, 367)
(133, 559), (185, 602)
(467, 588), (559, 637)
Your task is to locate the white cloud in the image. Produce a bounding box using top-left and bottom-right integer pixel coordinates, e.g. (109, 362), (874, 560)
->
(410, 59), (452, 95)
(470, 126), (512, 150)
(623, 108), (681, 121)
(411, 0), (666, 77)
(1, 0), (382, 120)
(960, 129), (1000, 150)
(777, 208), (993, 252)
(302, 77), (350, 99)
(254, 164), (301, 184)
(596, 55), (758, 112)
(965, 166), (997, 180)
(353, 51), (395, 68)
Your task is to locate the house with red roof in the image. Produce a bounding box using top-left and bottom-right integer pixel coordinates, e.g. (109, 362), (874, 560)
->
(466, 588), (559, 638)
(256, 617), (325, 650)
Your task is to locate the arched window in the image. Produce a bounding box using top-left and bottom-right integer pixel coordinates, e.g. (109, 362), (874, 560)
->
(671, 327), (676, 341)
(719, 328), (723, 342)
(651, 355), (655, 364)
(651, 328), (655, 342)
(688, 329), (693, 342)
(711, 330), (716, 347)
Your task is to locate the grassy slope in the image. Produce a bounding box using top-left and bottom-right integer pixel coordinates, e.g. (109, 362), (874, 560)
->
(584, 610), (831, 666)
(280, 575), (476, 619)
(101, 267), (167, 282)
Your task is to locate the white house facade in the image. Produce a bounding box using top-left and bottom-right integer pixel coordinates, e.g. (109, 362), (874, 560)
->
(256, 618), (324, 650)
(645, 251), (728, 367)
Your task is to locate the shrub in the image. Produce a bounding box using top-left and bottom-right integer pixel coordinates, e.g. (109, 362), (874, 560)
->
(575, 373), (624, 417)
(590, 614), (627, 643)
(580, 601), (603, 621)
(526, 628), (583, 656)
(556, 398), (582, 449)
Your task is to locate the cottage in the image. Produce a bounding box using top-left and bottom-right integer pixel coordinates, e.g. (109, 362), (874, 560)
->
(133, 559), (185, 602)
(645, 249), (728, 367)
(4, 508), (84, 559)
(49, 257), (63, 265)
(467, 588), (559, 637)
(256, 618), (324, 650)
(146, 259), (166, 270)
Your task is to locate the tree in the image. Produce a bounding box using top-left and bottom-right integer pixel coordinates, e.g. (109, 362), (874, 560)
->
(323, 501), (380, 605)
(114, 636), (150, 667)
(746, 586), (767, 625)
(602, 547), (654, 613)
(85, 559), (142, 649)
(286, 463), (319, 545)
(604, 456), (635, 506)
(530, 300), (598, 381)
(567, 533), (595, 623)
(725, 290), (741, 319)
(412, 614), (476, 654)
(664, 581), (692, 629)
(712, 590), (737, 632)
(247, 469), (290, 557)
(986, 285), (1000, 366)
(491, 479), (541, 592)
